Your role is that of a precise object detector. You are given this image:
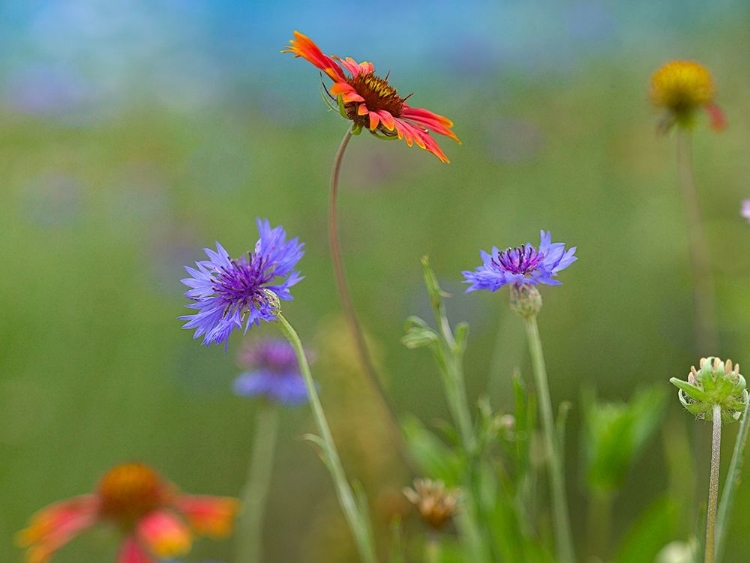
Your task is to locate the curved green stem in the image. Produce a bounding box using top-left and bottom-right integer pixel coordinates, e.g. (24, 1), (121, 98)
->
(716, 399), (750, 562)
(706, 404), (722, 563)
(523, 315), (575, 563)
(236, 402), (279, 563)
(676, 129), (718, 354)
(329, 125), (411, 470)
(276, 312), (378, 563)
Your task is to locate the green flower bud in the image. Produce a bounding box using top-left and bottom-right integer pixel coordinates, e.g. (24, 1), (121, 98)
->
(262, 289), (281, 316)
(509, 284), (543, 318)
(670, 357), (748, 423)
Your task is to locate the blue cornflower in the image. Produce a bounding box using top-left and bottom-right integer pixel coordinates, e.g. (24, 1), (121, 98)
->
(180, 219), (304, 346)
(463, 230), (576, 292)
(233, 338), (311, 405)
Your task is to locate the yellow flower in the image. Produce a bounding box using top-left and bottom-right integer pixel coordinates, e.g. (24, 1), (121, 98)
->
(649, 60), (725, 132)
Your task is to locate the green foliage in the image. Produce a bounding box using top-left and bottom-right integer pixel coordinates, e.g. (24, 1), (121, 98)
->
(614, 497), (682, 563)
(582, 387), (667, 496)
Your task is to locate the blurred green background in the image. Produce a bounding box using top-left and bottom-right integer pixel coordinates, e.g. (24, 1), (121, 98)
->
(3, 1), (750, 561)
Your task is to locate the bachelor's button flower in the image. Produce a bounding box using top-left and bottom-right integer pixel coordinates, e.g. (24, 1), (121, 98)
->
(462, 231), (577, 293)
(180, 219), (304, 347)
(17, 462), (238, 563)
(282, 31), (460, 163)
(233, 338), (312, 405)
(650, 60), (726, 132)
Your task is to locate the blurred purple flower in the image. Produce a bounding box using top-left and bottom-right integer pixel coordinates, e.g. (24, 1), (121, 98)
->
(463, 230), (576, 292)
(180, 219), (304, 347)
(742, 199), (750, 222)
(233, 339), (311, 405)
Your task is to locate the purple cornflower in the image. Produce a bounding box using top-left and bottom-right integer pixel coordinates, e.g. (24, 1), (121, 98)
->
(180, 219), (304, 346)
(233, 339), (311, 405)
(742, 199), (750, 222)
(463, 230), (576, 292)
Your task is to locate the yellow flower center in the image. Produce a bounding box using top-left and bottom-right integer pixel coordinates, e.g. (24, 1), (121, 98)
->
(346, 72), (405, 120)
(97, 463), (169, 522)
(650, 60), (715, 114)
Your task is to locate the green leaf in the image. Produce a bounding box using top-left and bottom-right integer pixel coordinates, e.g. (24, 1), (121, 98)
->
(614, 496), (679, 563)
(454, 322), (470, 354)
(402, 316), (439, 349)
(401, 415), (462, 485)
(583, 387), (667, 495)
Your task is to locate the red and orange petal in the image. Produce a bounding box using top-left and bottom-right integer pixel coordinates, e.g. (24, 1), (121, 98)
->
(705, 102), (727, 131)
(136, 510), (192, 558)
(282, 31), (345, 82)
(175, 495), (240, 537)
(17, 495), (99, 563)
(118, 538), (154, 563)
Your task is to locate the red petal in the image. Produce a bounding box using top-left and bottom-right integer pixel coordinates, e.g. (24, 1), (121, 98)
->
(175, 494), (240, 537)
(117, 537), (154, 563)
(282, 31), (346, 82)
(402, 105), (460, 142)
(17, 495), (98, 563)
(705, 102), (727, 131)
(136, 510), (192, 558)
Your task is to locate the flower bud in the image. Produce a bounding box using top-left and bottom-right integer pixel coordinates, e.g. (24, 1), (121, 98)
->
(262, 289), (281, 315)
(509, 284), (543, 318)
(670, 357), (748, 423)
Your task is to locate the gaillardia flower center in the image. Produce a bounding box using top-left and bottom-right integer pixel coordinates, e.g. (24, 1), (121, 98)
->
(494, 246), (544, 276)
(345, 72), (404, 121)
(98, 463), (168, 521)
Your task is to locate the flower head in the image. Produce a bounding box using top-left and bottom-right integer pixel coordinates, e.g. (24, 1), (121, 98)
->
(670, 357), (748, 423)
(180, 219), (304, 347)
(403, 478), (461, 531)
(233, 338), (312, 405)
(650, 60), (726, 132)
(283, 31), (460, 163)
(462, 231), (577, 293)
(17, 462), (239, 563)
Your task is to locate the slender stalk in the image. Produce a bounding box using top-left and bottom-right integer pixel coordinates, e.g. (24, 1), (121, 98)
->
(586, 492), (613, 561)
(716, 399), (750, 562)
(522, 315), (575, 563)
(706, 404), (722, 563)
(276, 313), (378, 563)
(328, 125), (410, 468)
(676, 129), (718, 354)
(237, 403), (279, 563)
(425, 532), (441, 563)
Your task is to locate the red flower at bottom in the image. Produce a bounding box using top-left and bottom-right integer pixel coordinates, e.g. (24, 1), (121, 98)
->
(17, 463), (239, 563)
(283, 31), (460, 163)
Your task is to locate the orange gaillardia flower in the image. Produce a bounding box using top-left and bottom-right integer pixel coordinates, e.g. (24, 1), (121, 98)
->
(17, 462), (239, 563)
(283, 31), (460, 163)
(650, 60), (726, 132)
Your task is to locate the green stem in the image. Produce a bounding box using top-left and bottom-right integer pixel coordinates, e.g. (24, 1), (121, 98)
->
(425, 532), (441, 563)
(716, 399), (750, 562)
(706, 404), (722, 563)
(276, 312), (378, 563)
(586, 492), (613, 561)
(522, 315), (575, 563)
(236, 402), (279, 563)
(329, 125), (411, 471)
(676, 129), (718, 354)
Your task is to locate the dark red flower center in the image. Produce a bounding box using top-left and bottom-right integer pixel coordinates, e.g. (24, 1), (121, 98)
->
(98, 463), (170, 522)
(345, 72), (405, 120)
